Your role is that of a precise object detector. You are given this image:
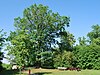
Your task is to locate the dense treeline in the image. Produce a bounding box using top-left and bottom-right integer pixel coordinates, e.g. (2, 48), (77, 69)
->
(74, 25), (100, 69)
(0, 4), (100, 70)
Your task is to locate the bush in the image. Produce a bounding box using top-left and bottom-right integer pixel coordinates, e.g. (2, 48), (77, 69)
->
(54, 51), (76, 68)
(74, 45), (100, 70)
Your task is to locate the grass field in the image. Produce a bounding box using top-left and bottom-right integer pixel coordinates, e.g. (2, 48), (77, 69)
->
(30, 69), (100, 75)
(1, 68), (100, 75)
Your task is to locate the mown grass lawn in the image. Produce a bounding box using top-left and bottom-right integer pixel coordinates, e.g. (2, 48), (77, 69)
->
(0, 68), (100, 75)
(31, 69), (100, 75)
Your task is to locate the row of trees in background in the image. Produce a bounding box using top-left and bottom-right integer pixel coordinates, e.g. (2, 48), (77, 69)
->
(0, 4), (100, 70)
(74, 25), (100, 69)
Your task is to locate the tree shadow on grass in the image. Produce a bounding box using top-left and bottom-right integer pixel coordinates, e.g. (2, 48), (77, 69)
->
(0, 69), (26, 75)
(31, 72), (52, 75)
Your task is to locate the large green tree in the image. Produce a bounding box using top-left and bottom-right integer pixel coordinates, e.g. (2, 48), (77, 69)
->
(7, 4), (70, 68)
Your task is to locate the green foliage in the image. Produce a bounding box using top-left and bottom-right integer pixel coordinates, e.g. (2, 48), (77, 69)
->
(0, 29), (5, 70)
(78, 36), (88, 46)
(41, 51), (54, 68)
(7, 30), (35, 66)
(74, 45), (100, 69)
(2, 63), (12, 70)
(53, 31), (75, 68)
(87, 25), (100, 41)
(5, 4), (100, 70)
(54, 51), (76, 68)
(7, 4), (70, 68)
(74, 25), (100, 70)
(59, 32), (75, 52)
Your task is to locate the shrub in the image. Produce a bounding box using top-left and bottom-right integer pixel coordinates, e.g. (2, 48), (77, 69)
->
(54, 51), (76, 68)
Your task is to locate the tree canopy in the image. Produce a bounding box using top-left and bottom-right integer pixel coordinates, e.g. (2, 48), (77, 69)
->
(7, 4), (74, 68)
